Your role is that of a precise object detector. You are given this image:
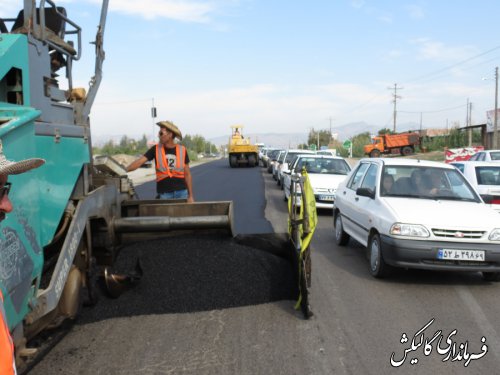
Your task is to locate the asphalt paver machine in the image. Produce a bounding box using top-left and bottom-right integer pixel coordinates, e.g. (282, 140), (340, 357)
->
(0, 1), (313, 371)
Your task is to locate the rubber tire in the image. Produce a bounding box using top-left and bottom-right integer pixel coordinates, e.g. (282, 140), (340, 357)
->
(334, 214), (350, 246)
(369, 233), (391, 278)
(370, 149), (381, 158)
(482, 272), (500, 282)
(401, 146), (413, 156)
(248, 154), (256, 167)
(229, 155), (237, 168)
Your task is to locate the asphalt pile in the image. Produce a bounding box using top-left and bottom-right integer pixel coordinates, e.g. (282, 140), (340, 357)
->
(79, 233), (297, 323)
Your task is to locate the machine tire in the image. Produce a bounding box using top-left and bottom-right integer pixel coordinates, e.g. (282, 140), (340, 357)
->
(229, 155), (237, 168)
(248, 154), (256, 167)
(370, 149), (381, 158)
(482, 272), (500, 282)
(401, 146), (413, 156)
(334, 214), (350, 246)
(368, 233), (391, 278)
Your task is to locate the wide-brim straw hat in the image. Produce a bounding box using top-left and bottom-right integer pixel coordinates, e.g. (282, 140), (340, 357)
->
(157, 120), (182, 140)
(0, 140), (45, 175)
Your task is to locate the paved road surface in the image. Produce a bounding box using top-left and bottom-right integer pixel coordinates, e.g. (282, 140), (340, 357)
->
(30, 159), (500, 374)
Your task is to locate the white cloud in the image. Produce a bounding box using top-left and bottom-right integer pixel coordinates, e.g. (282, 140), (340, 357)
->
(412, 38), (478, 62)
(0, 1), (22, 18)
(103, 0), (217, 23)
(378, 14), (393, 24)
(406, 4), (425, 19)
(350, 0), (365, 9)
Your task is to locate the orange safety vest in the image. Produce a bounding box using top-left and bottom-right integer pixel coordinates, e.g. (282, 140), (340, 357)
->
(0, 290), (16, 375)
(155, 144), (186, 182)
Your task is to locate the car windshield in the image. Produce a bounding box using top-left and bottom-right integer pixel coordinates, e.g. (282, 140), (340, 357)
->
(285, 152), (307, 163)
(380, 166), (480, 201)
(268, 150), (281, 159)
(490, 151), (500, 161)
(475, 166), (500, 185)
(296, 157), (350, 175)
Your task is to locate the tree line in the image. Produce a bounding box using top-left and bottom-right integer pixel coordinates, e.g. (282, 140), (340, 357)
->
(301, 127), (482, 158)
(93, 134), (219, 161)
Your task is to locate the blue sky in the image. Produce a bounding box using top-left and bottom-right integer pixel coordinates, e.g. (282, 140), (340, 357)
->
(2, 1), (500, 142)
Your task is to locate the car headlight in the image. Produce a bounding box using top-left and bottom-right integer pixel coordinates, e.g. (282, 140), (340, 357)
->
(489, 229), (500, 241)
(390, 223), (430, 238)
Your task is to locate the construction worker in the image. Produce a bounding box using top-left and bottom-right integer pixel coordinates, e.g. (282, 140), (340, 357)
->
(0, 140), (45, 374)
(127, 120), (194, 202)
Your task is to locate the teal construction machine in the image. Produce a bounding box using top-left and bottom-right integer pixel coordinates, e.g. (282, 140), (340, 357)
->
(0, 1), (237, 369)
(0, 1), (313, 371)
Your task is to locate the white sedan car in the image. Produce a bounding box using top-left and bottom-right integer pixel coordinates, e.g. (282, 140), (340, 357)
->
(283, 155), (351, 209)
(451, 161), (500, 213)
(333, 158), (500, 280)
(276, 149), (316, 189)
(468, 149), (500, 162)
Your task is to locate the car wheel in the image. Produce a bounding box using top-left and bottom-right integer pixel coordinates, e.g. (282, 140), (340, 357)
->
(482, 272), (500, 282)
(370, 149), (381, 158)
(369, 233), (391, 278)
(401, 146), (413, 156)
(334, 214), (350, 246)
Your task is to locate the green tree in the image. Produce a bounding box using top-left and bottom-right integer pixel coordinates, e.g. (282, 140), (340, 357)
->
(378, 128), (393, 135)
(351, 132), (372, 157)
(307, 128), (332, 149)
(137, 134), (148, 153)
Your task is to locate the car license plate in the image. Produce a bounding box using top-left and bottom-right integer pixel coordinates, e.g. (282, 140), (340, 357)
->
(437, 249), (485, 262)
(319, 195), (334, 201)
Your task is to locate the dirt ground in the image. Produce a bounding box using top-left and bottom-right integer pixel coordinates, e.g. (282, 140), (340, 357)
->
(110, 154), (137, 167)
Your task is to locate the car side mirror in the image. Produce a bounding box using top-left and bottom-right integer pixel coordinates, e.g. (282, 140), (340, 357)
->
(356, 187), (375, 199)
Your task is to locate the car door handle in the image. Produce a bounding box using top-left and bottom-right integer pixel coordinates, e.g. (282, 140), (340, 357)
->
(343, 191), (346, 195)
(355, 197), (359, 201)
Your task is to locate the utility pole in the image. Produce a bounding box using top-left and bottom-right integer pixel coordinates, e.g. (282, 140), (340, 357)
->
(494, 67), (498, 149)
(466, 98), (472, 146)
(151, 97), (157, 142)
(388, 83), (403, 133)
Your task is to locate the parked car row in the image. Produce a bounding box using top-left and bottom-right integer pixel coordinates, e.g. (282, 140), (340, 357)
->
(450, 161), (500, 213)
(333, 157), (500, 281)
(283, 154), (351, 209)
(260, 147), (351, 210)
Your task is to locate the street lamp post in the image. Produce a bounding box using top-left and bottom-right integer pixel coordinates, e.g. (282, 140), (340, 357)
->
(494, 67), (498, 149)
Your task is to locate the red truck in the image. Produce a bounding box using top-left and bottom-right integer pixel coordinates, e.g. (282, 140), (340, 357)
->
(364, 132), (421, 157)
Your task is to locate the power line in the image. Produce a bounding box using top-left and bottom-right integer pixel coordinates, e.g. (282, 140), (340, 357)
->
(94, 98), (151, 105)
(398, 103), (467, 114)
(407, 44), (500, 84)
